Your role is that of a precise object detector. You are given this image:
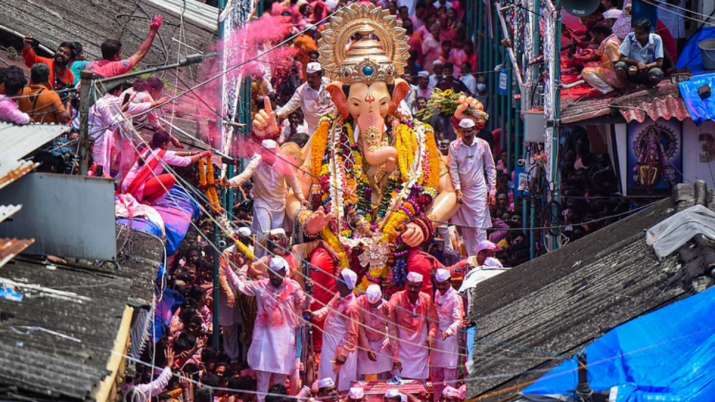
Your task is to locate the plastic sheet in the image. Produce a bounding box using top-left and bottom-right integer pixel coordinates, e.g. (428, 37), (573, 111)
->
(676, 27), (715, 74)
(679, 72), (715, 125)
(151, 186), (200, 256)
(523, 287), (715, 401)
(645, 205), (715, 258)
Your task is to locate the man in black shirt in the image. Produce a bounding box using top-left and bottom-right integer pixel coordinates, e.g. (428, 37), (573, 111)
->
(436, 63), (472, 95)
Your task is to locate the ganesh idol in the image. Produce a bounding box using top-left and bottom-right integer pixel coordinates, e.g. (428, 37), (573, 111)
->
(251, 4), (486, 296)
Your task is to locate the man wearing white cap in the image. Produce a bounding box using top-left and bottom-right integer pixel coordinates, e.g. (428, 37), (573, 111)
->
(430, 268), (464, 402)
(448, 117), (496, 257)
(218, 241), (250, 363)
(348, 386), (366, 402)
(228, 139), (308, 257)
(275, 61), (335, 135)
(222, 256), (306, 402)
(387, 271), (438, 381)
(476, 239), (498, 266)
(384, 389), (407, 402)
(442, 385), (464, 401)
(310, 268), (359, 391)
(354, 284), (392, 378)
(316, 377), (339, 401)
(410, 71), (432, 113)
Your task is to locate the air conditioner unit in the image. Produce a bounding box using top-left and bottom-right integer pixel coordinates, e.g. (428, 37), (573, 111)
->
(524, 109), (545, 143)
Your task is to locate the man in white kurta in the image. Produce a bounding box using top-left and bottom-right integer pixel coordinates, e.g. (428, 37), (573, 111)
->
(387, 272), (438, 380)
(355, 284), (393, 378)
(448, 118), (496, 256)
(275, 62), (335, 135)
(312, 269), (359, 392)
(223, 256), (305, 402)
(228, 139), (307, 257)
(429, 269), (464, 402)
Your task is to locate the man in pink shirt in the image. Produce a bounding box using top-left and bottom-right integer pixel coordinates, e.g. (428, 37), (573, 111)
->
(355, 284), (393, 379)
(223, 256), (306, 402)
(387, 272), (438, 381)
(0, 67), (30, 125)
(90, 15), (163, 78)
(429, 268), (464, 402)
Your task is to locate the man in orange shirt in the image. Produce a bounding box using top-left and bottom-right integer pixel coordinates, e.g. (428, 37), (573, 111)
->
(22, 37), (74, 92)
(18, 64), (70, 124)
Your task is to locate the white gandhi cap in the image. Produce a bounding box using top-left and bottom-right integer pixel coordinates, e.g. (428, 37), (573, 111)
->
(261, 139), (278, 149)
(340, 268), (358, 290)
(407, 271), (424, 283)
(459, 118), (476, 129)
(435, 268), (451, 283)
(366, 284), (382, 304)
(317, 377), (335, 389)
(348, 387), (365, 398)
(269, 256), (288, 273)
(307, 62), (322, 74)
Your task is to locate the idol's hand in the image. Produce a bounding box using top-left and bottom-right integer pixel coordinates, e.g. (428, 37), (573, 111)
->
(401, 222), (425, 247)
(304, 207), (329, 236)
(252, 96), (279, 138)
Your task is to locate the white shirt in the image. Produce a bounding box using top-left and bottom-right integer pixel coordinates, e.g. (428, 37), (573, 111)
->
(461, 73), (477, 95)
(620, 32), (664, 64)
(228, 155), (304, 211)
(429, 74), (441, 90)
(397, 0), (418, 15)
(276, 77), (335, 134)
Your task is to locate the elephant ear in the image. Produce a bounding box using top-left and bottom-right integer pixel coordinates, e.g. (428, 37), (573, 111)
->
(388, 78), (411, 116)
(326, 81), (349, 119)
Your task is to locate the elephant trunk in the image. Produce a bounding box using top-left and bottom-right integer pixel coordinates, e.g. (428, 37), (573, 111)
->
(358, 111), (397, 167)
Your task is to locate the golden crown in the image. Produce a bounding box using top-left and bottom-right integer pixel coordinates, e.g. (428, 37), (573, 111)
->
(318, 4), (410, 85)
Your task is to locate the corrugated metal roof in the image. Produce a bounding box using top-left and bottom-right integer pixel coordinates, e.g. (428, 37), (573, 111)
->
(560, 82), (689, 125)
(0, 238), (34, 268)
(616, 93), (690, 123)
(0, 160), (38, 190)
(0, 0), (214, 66)
(0, 225), (165, 400)
(0, 204), (21, 224)
(0, 122), (67, 162)
(144, 0), (218, 31)
(561, 96), (615, 124)
(466, 196), (707, 401)
(0, 258), (135, 401)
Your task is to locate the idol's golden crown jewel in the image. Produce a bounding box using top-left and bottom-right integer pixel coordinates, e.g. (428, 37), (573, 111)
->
(318, 4), (410, 85)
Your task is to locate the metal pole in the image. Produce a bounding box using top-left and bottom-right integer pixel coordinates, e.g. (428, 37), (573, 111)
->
(530, 195), (536, 259)
(495, 5), (526, 91)
(212, 0), (228, 352)
(78, 71), (97, 175)
(550, 0), (562, 250)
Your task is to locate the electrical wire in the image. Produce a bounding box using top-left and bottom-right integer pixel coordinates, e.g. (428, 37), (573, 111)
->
(107, 105), (567, 362)
(103, 85), (659, 362)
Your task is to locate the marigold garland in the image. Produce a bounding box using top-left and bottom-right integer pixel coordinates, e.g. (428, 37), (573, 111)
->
(311, 119), (331, 179)
(424, 127), (442, 190)
(321, 227), (350, 269)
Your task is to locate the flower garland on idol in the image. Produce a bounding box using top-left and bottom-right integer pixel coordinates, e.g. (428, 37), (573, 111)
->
(309, 114), (441, 290)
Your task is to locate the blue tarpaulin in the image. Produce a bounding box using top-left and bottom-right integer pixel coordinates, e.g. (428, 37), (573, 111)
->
(152, 185), (200, 256)
(523, 287), (715, 401)
(118, 185), (200, 256)
(679, 73), (715, 124)
(676, 28), (715, 75)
